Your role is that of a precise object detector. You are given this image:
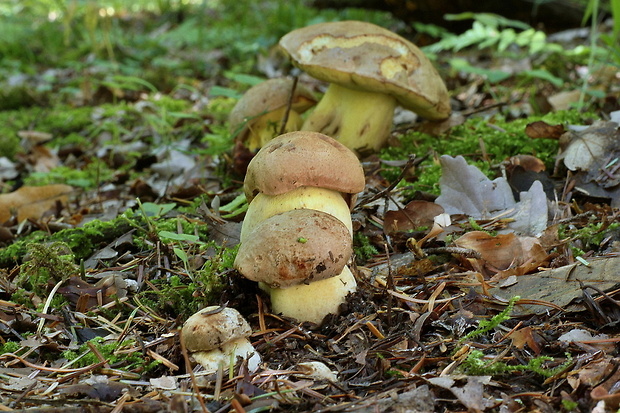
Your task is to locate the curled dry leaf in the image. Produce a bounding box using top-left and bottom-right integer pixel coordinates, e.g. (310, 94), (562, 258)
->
(0, 184), (73, 223)
(454, 231), (548, 274)
(558, 121), (619, 172)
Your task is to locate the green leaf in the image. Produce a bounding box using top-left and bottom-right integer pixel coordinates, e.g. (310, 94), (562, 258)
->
(159, 231), (201, 243)
(173, 247), (188, 263)
(449, 58), (512, 83)
(520, 69), (563, 87)
(209, 86), (242, 99)
(141, 202), (176, 217)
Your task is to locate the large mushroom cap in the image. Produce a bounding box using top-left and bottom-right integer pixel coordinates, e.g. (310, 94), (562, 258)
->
(244, 131), (365, 202)
(182, 306), (252, 352)
(229, 78), (316, 136)
(279, 20), (450, 120)
(234, 209), (352, 288)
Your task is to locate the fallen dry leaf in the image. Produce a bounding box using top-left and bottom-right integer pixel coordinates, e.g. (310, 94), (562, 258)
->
(383, 200), (444, 235)
(436, 156), (549, 236)
(0, 184), (73, 223)
(435, 155), (515, 219)
(558, 121), (619, 172)
(506, 154), (547, 172)
(488, 256), (620, 314)
(524, 121), (565, 140)
(508, 326), (542, 354)
(454, 231), (547, 273)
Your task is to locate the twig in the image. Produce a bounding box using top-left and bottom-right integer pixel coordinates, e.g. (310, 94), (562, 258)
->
(359, 154), (418, 206)
(279, 76), (298, 135)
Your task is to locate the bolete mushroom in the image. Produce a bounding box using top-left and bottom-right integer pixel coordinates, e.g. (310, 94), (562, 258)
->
(235, 209), (352, 287)
(234, 209), (356, 324)
(229, 78), (316, 152)
(279, 21), (451, 154)
(243, 131), (365, 206)
(181, 306), (260, 372)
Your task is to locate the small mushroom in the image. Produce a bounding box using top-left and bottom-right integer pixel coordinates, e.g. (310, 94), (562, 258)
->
(181, 306), (260, 372)
(243, 131), (365, 205)
(234, 209), (352, 288)
(229, 78), (316, 152)
(279, 21), (451, 154)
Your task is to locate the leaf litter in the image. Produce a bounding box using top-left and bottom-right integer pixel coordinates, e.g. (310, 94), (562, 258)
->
(1, 11), (620, 413)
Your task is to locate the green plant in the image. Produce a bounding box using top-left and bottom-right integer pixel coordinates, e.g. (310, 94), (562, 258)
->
(460, 349), (572, 378)
(424, 13), (562, 56)
(461, 296), (519, 341)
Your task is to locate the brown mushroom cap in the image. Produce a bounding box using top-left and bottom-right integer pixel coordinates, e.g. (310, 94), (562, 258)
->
(182, 306), (252, 352)
(234, 209), (352, 288)
(229, 78), (316, 136)
(279, 21), (450, 120)
(243, 131), (365, 202)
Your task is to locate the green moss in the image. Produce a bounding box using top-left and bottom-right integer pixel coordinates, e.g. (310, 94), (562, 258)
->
(0, 214), (135, 268)
(0, 105), (93, 159)
(353, 232), (379, 264)
(62, 337), (160, 372)
(0, 341), (20, 355)
(559, 220), (620, 256)
(17, 242), (78, 294)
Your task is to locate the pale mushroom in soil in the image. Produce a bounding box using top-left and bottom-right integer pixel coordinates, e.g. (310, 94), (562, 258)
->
(181, 306), (260, 372)
(279, 20), (451, 154)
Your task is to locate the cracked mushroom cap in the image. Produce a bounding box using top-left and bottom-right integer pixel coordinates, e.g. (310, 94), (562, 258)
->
(229, 78), (316, 138)
(234, 209), (352, 288)
(279, 20), (450, 120)
(182, 306), (252, 352)
(243, 131), (365, 204)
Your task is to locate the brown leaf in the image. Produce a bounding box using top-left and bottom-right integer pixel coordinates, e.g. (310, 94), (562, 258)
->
(383, 200), (444, 235)
(525, 121), (565, 140)
(455, 231), (548, 275)
(454, 231), (523, 270)
(507, 155), (546, 172)
(0, 184), (73, 223)
(508, 326), (542, 354)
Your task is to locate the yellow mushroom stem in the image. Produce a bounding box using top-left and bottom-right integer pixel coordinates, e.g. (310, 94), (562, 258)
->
(266, 266), (357, 324)
(245, 107), (303, 151)
(302, 83), (398, 154)
(240, 187), (353, 242)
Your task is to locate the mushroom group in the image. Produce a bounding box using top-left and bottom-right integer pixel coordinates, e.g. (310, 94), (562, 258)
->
(234, 131), (365, 324)
(279, 20), (451, 154)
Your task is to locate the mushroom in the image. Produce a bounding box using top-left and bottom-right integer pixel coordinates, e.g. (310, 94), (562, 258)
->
(279, 21), (451, 154)
(181, 306), (260, 372)
(234, 209), (357, 324)
(243, 131), (365, 206)
(234, 209), (352, 288)
(229, 78), (316, 152)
